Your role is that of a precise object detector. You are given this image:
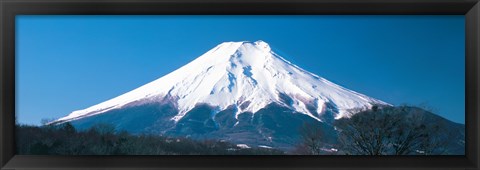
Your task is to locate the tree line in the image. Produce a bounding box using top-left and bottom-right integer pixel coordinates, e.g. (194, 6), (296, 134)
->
(16, 123), (284, 155)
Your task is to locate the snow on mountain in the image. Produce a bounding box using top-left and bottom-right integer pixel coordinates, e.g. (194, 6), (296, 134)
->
(54, 40), (389, 124)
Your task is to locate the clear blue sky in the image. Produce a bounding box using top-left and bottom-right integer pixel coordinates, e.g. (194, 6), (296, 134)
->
(16, 15), (465, 125)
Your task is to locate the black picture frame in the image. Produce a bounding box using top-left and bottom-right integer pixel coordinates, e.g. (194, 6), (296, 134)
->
(1, 0), (479, 169)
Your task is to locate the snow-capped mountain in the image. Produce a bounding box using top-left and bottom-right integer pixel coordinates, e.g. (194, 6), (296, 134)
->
(50, 40), (396, 151)
(54, 40), (388, 124)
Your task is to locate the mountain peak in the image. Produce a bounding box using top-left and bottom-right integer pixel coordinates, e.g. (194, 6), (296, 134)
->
(219, 40), (271, 52)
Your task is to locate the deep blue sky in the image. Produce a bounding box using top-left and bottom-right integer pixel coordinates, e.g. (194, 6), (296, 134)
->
(16, 15), (465, 125)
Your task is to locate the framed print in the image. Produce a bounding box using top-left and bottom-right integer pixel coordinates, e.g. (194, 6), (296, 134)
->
(1, 0), (479, 169)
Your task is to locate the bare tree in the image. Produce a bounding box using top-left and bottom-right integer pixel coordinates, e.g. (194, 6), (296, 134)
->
(335, 107), (401, 155)
(335, 105), (453, 155)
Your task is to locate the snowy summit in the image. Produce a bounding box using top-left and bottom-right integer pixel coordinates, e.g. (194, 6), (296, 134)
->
(54, 40), (389, 124)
